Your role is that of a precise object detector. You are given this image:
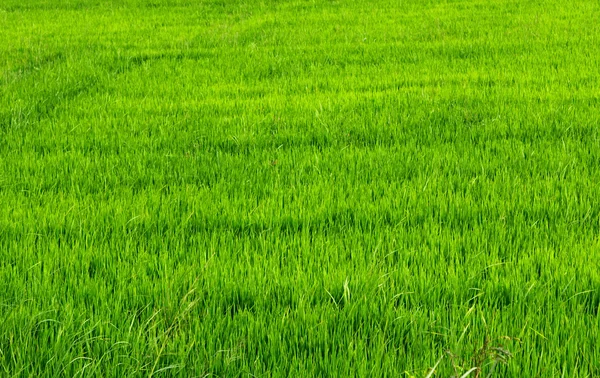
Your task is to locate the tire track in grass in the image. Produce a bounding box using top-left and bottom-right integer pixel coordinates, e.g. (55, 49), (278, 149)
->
(1, 49), (212, 132)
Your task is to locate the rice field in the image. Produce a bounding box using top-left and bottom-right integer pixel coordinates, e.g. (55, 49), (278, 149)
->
(1, 0), (600, 376)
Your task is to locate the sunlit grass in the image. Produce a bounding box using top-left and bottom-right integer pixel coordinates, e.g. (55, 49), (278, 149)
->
(1, 0), (600, 376)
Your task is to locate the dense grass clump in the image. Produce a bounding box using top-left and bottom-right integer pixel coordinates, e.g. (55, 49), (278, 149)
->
(1, 0), (600, 376)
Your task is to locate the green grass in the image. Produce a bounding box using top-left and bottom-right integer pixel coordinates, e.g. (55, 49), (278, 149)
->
(1, 0), (600, 376)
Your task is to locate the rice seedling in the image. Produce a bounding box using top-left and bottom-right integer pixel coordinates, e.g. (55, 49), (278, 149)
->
(1, 0), (600, 376)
